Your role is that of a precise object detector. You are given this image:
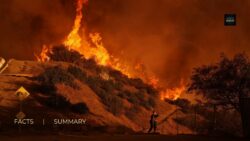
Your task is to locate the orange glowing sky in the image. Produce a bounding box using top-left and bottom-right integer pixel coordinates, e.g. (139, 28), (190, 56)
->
(0, 0), (250, 89)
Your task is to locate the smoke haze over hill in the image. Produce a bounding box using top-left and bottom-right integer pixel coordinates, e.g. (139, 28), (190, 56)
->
(1, 0), (250, 86)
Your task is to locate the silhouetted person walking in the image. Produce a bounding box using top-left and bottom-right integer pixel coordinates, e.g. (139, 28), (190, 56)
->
(148, 111), (159, 133)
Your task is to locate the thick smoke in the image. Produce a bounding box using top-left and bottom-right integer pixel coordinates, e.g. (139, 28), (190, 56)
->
(0, 0), (75, 60)
(1, 0), (250, 87)
(85, 0), (250, 87)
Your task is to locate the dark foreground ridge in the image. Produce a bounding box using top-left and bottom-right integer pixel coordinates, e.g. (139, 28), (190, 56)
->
(0, 134), (248, 141)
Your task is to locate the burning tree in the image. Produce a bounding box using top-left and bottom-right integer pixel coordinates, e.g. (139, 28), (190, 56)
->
(188, 53), (250, 138)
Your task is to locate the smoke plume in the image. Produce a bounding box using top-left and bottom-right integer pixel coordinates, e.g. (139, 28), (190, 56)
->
(1, 0), (250, 87)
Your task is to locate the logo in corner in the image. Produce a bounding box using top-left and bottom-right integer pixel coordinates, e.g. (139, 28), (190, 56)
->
(224, 14), (236, 26)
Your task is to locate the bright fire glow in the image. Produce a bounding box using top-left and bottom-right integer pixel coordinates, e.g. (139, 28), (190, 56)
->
(36, 0), (185, 100)
(160, 80), (186, 100)
(62, 0), (134, 77)
(35, 45), (51, 62)
(63, 0), (83, 49)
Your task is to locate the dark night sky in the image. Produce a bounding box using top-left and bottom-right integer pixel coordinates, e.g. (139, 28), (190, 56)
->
(0, 0), (250, 86)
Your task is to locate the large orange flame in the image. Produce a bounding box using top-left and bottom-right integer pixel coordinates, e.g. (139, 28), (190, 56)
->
(62, 0), (140, 79)
(36, 0), (185, 100)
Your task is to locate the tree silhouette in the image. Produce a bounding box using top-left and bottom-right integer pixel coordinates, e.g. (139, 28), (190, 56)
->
(188, 53), (250, 137)
(188, 53), (250, 110)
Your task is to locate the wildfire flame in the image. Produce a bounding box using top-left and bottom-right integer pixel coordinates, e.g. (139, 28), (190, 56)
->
(160, 80), (186, 100)
(36, 0), (186, 100)
(35, 45), (51, 62)
(63, 0), (84, 49)
(62, 0), (131, 74)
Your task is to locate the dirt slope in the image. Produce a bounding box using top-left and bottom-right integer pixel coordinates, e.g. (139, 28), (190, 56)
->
(0, 59), (192, 134)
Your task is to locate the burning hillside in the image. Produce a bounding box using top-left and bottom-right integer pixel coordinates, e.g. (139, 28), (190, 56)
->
(0, 0), (249, 138)
(1, 0), (250, 103)
(35, 0), (186, 100)
(0, 45), (194, 134)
